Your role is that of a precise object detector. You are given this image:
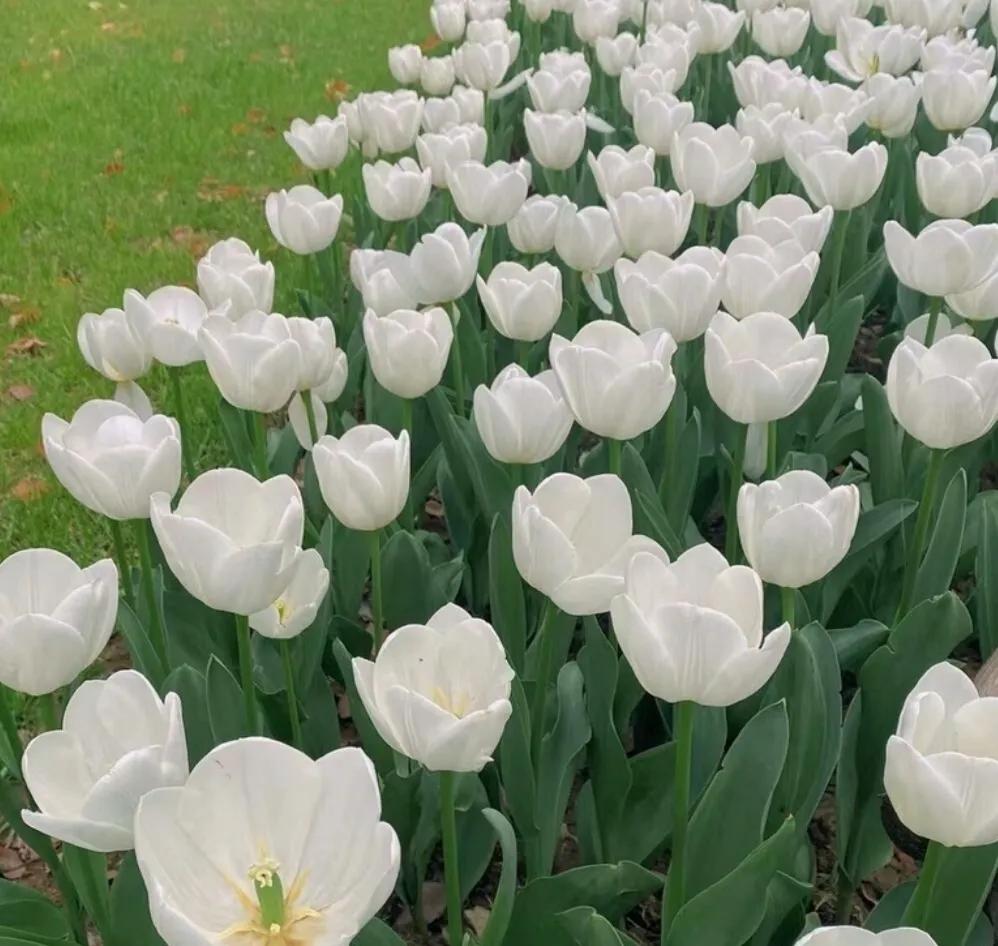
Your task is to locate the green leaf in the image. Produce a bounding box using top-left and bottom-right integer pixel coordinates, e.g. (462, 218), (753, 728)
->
(828, 620), (889, 673)
(977, 501), (998, 658)
(815, 295), (864, 382)
(352, 918), (407, 946)
(632, 490), (683, 560)
(480, 809), (518, 946)
(162, 664), (213, 765)
(502, 861), (662, 946)
(860, 376), (904, 504)
(381, 530), (437, 628)
(664, 411), (702, 539)
(205, 654), (245, 743)
(332, 639), (393, 777)
(216, 397), (254, 474)
(0, 880), (72, 944)
(557, 907), (636, 946)
(497, 676), (537, 842)
(329, 518), (371, 619)
(115, 599), (165, 686)
(489, 515), (527, 674)
(912, 468), (967, 609)
(923, 844), (998, 946)
(107, 853), (165, 946)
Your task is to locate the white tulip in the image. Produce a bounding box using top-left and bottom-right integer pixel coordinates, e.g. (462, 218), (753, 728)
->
(611, 544), (792, 705)
(287, 316), (346, 395)
(884, 219), (998, 297)
(922, 68), (997, 132)
(283, 115), (350, 171)
(751, 7), (810, 57)
(513, 472), (670, 615)
(671, 123), (757, 207)
(620, 63), (682, 114)
(410, 222), (486, 304)
(77, 305), (153, 383)
(448, 159), (531, 226)
(917, 144), (998, 219)
(607, 187), (695, 258)
(265, 186), (343, 256)
(800, 80), (873, 135)
(886, 335), (998, 449)
(250, 548), (329, 640)
(363, 158), (432, 222)
(21, 670), (187, 852)
(114, 380), (154, 420)
(416, 123), (488, 188)
(885, 0), (962, 36)
(0, 549), (116, 696)
(921, 32), (994, 72)
(313, 425), (410, 532)
(358, 90), (424, 154)
(736, 104), (797, 165)
(453, 40), (512, 91)
(468, 0), (513, 22)
(736, 195), (834, 253)
(389, 44), (423, 85)
(948, 266), (998, 321)
(587, 144), (656, 200)
(574, 0), (622, 42)
(595, 32), (639, 75)
(825, 17), (926, 83)
(810, 0), (873, 36)
(43, 401), (181, 522)
(507, 194), (569, 254)
(885, 662), (998, 847)
(421, 55), (457, 96)
(789, 141), (888, 211)
(124, 287), (215, 367)
(362, 307), (454, 399)
(432, 0), (468, 41)
(722, 235), (820, 320)
(528, 64), (592, 112)
(729, 56), (808, 110)
(524, 108), (588, 170)
(477, 261), (563, 341)
(632, 89), (696, 155)
(863, 73), (923, 139)
(525, 0), (555, 20)
(134, 740), (399, 946)
(797, 930), (937, 946)
(695, 2), (746, 53)
(197, 238), (275, 319)
(555, 202), (624, 281)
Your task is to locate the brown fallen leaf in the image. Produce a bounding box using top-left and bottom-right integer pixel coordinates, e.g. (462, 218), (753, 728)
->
(0, 293), (22, 308)
(246, 106), (267, 124)
(420, 33), (442, 53)
(171, 47), (186, 63)
(230, 121), (249, 136)
(10, 478), (50, 502)
(324, 78), (351, 102)
(177, 103), (192, 117)
(6, 385), (34, 401)
(5, 337), (47, 356)
(278, 44), (295, 64)
(103, 160), (125, 176)
(8, 308), (39, 330)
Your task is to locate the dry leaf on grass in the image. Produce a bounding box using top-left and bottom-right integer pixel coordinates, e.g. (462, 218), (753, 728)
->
(325, 79), (351, 102)
(9, 478), (50, 502)
(6, 385), (34, 402)
(5, 337), (47, 356)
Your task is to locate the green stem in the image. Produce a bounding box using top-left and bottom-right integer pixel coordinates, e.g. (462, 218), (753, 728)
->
(439, 771), (464, 946)
(109, 520), (135, 610)
(766, 420), (778, 479)
(302, 391), (320, 447)
(516, 339), (530, 369)
(369, 530), (384, 653)
(695, 205), (710, 246)
(608, 438), (623, 477)
(901, 841), (945, 928)
(235, 614), (260, 735)
(662, 701), (696, 939)
(834, 871), (855, 925)
(659, 397), (682, 507)
(72, 846), (112, 940)
(39, 692), (59, 732)
(0, 687), (22, 778)
(781, 586), (796, 629)
(252, 412), (269, 479)
(450, 304), (466, 417)
(134, 519), (169, 674)
(168, 366), (196, 481)
(529, 601), (558, 767)
(401, 399), (415, 530)
(826, 210), (851, 315)
(894, 448), (945, 621)
(280, 640), (303, 749)
(724, 424), (748, 563)
(923, 296), (943, 347)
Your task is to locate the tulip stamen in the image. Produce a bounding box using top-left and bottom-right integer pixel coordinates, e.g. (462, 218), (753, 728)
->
(431, 686), (472, 718)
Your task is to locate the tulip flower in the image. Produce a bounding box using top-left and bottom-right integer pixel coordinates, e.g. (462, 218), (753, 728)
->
(620, 63), (682, 114)
(388, 43), (423, 86)
(550, 320), (677, 444)
(21, 670), (187, 852)
(587, 144), (656, 200)
(421, 55), (457, 96)
(507, 194), (568, 254)
(124, 286), (212, 367)
(671, 122), (757, 207)
(416, 124), (488, 188)
(199, 310), (302, 414)
(921, 32), (993, 72)
(800, 81), (873, 135)
(524, 108), (588, 170)
(729, 56), (808, 110)
(77, 305), (153, 383)
(706, 312), (828, 426)
(947, 266), (998, 322)
(554, 203), (623, 312)
(287, 316), (347, 397)
(789, 141), (887, 211)
(736, 104), (797, 165)
(432, 1), (467, 41)
(422, 86), (485, 132)
(738, 471), (860, 592)
(134, 740), (399, 946)
(826, 18), (926, 83)
(410, 222), (485, 305)
(606, 187), (694, 260)
(722, 235), (820, 320)
(863, 73), (923, 139)
(595, 32), (639, 76)
(513, 472), (669, 616)
(904, 312), (973, 345)
(884, 220), (998, 299)
(574, 0), (621, 42)
(751, 7), (810, 57)
(796, 929), (937, 946)
(350, 248), (419, 316)
(636, 28), (696, 89)
(465, 16), (518, 51)
(283, 114), (350, 171)
(525, 0), (554, 21)
(736, 195), (834, 253)
(453, 40), (512, 92)
(43, 400), (181, 522)
(922, 67), (996, 132)
(196, 238), (275, 319)
(611, 544), (791, 705)
(265, 186), (343, 256)
(0, 548), (117, 696)
(694, 2), (746, 53)
(363, 307), (454, 399)
(632, 89), (695, 156)
(916, 143), (998, 219)
(288, 392), (328, 450)
(477, 261), (563, 342)
(448, 158), (531, 226)
(473, 364), (574, 465)
(358, 89), (423, 154)
(528, 63), (591, 113)
(362, 157), (432, 222)
(884, 0), (962, 37)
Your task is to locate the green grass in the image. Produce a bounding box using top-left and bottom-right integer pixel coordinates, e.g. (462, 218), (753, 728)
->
(0, 0), (428, 561)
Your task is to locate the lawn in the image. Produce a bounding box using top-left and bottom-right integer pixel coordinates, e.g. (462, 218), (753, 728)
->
(0, 0), (427, 562)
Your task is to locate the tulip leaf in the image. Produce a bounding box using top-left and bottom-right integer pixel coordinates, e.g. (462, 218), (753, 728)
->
(828, 619), (890, 674)
(664, 410), (702, 540)
(456, 776), (499, 901)
(976, 500), (998, 658)
(912, 467), (967, 611)
(631, 489), (683, 560)
(160, 590), (238, 675)
(299, 664), (341, 756)
(351, 918), (407, 946)
(815, 295), (864, 382)
(205, 654), (246, 743)
(381, 530), (436, 628)
(837, 244), (888, 307)
(812, 411), (865, 470)
(664, 817), (798, 946)
(860, 376), (904, 504)
(488, 514), (527, 675)
(557, 906), (637, 946)
(106, 853), (165, 946)
(329, 519), (371, 620)
(0, 880), (73, 944)
(497, 677), (538, 844)
(332, 639), (393, 777)
(681, 701), (789, 901)
(480, 809), (518, 946)
(115, 599), (165, 687)
(215, 397), (255, 474)
(502, 861), (662, 946)
(162, 665), (213, 765)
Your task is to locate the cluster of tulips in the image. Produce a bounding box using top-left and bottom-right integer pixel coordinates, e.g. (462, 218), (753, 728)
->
(5, 0), (998, 944)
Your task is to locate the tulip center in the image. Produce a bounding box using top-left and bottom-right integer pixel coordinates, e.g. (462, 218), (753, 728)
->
(431, 686), (472, 718)
(251, 859), (285, 929)
(275, 598), (292, 626)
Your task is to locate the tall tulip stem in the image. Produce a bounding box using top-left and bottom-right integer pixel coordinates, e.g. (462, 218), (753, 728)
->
(766, 420), (778, 478)
(902, 840), (945, 928)
(108, 520), (135, 610)
(168, 367), (196, 482)
(280, 640), (303, 749)
(608, 438), (623, 477)
(923, 296), (943, 348)
(303, 392), (320, 446)
(0, 686), (22, 778)
(235, 614), (260, 735)
(781, 586), (796, 629)
(439, 771), (464, 946)
(725, 423), (748, 563)
(252, 413), (269, 480)
(529, 601), (558, 766)
(39, 693), (60, 732)
(663, 701), (695, 940)
(449, 304), (466, 417)
(134, 520), (169, 674)
(401, 399), (415, 529)
(369, 531), (385, 652)
(895, 448), (945, 622)
(826, 210), (851, 314)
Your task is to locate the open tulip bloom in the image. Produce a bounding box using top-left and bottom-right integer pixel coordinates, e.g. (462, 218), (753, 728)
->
(15, 0), (998, 943)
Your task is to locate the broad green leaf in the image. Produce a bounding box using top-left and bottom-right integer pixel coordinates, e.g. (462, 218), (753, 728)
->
(860, 376), (904, 504)
(216, 397), (254, 474)
(162, 664), (213, 765)
(557, 907), (637, 946)
(924, 844), (998, 946)
(912, 468), (967, 609)
(381, 530), (436, 628)
(828, 620), (889, 674)
(107, 853), (165, 946)
(115, 599), (165, 686)
(329, 518), (371, 619)
(0, 880), (72, 944)
(205, 655), (245, 743)
(489, 514), (527, 674)
(480, 809), (518, 946)
(632, 490), (683, 559)
(352, 918), (407, 946)
(815, 295), (864, 382)
(497, 677), (537, 843)
(977, 501), (998, 657)
(299, 666), (341, 756)
(664, 411), (702, 539)
(332, 639), (393, 777)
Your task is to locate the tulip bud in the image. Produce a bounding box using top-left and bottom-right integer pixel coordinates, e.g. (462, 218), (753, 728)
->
(694, 2), (746, 53)
(363, 157), (433, 222)
(738, 471), (860, 588)
(21, 670), (187, 852)
(448, 158), (531, 226)
(513, 472), (669, 615)
(916, 144), (998, 219)
(197, 238), (275, 318)
(265, 186), (343, 255)
(884, 219), (998, 297)
(287, 316), (346, 393)
(885, 662), (998, 847)
(550, 320), (677, 439)
(363, 307), (454, 398)
(77, 305), (153, 383)
(825, 18), (926, 83)
(507, 194), (568, 254)
(388, 44), (423, 86)
(0, 548), (117, 696)
(722, 235), (820, 320)
(671, 122), (757, 207)
(477, 261), (563, 341)
(587, 144), (656, 199)
(751, 7), (810, 57)
(863, 73), (922, 139)
(611, 544), (791, 705)
(416, 123), (488, 188)
(473, 365), (573, 464)
(358, 90), (424, 154)
(886, 335), (998, 449)
(199, 311), (302, 413)
(249, 548), (330, 639)
(615, 246), (725, 341)
(789, 141), (887, 211)
(736, 194), (834, 253)
(595, 32), (639, 75)
(632, 89), (695, 155)
(524, 108), (588, 170)
(410, 222), (486, 304)
(43, 401), (181, 521)
(421, 55), (457, 96)
(284, 115), (350, 171)
(706, 311), (829, 424)
(607, 187), (695, 259)
(353, 605), (513, 772)
(432, 1), (467, 42)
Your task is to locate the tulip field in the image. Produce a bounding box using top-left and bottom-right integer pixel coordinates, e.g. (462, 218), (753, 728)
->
(4, 0), (998, 945)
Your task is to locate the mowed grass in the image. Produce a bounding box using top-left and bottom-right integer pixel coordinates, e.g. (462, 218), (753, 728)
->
(0, 0), (428, 561)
